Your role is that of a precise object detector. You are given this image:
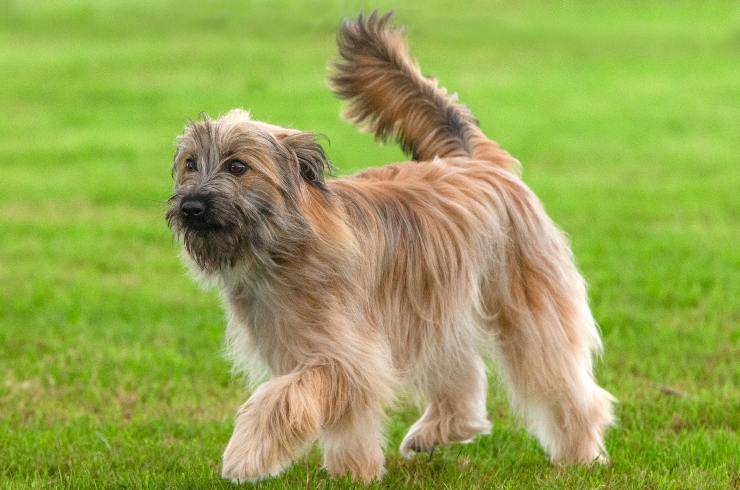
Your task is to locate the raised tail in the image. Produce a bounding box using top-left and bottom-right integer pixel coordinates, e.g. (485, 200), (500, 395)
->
(330, 11), (518, 170)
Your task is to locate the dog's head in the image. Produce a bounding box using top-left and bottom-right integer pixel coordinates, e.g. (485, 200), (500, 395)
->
(166, 109), (332, 272)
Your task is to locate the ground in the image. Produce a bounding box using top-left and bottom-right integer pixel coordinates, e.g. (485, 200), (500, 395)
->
(1, 1), (738, 488)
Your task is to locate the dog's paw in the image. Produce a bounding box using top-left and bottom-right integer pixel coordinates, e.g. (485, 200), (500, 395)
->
(550, 447), (610, 467)
(594, 453), (610, 465)
(221, 434), (286, 484)
(399, 433), (438, 458)
(324, 446), (386, 483)
(400, 418), (491, 458)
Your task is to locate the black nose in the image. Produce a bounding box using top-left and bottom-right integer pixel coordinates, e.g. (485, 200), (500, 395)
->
(181, 199), (206, 218)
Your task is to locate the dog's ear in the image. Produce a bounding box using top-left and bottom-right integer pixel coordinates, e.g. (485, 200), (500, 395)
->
(281, 132), (332, 189)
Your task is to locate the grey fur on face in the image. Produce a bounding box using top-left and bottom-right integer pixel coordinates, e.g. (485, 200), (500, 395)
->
(165, 113), (331, 272)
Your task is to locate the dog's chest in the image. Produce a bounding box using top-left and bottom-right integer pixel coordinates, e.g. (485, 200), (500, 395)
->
(225, 284), (301, 375)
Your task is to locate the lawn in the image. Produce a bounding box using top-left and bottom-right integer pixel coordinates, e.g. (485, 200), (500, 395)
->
(1, 1), (738, 488)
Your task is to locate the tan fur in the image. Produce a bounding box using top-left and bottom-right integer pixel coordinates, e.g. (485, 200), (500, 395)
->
(167, 11), (615, 484)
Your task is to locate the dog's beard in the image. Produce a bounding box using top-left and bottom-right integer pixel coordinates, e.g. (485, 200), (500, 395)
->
(180, 226), (247, 271)
(166, 193), (275, 272)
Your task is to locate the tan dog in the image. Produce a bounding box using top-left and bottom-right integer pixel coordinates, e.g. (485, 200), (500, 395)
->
(166, 11), (615, 484)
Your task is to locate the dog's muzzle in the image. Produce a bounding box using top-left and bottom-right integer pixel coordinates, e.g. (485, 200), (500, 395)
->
(180, 195), (218, 231)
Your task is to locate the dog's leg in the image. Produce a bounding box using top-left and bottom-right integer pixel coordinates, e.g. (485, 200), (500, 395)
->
(475, 171), (616, 464)
(319, 336), (393, 483)
(400, 351), (491, 457)
(321, 406), (386, 483)
(221, 362), (361, 483)
(491, 305), (615, 465)
(220, 368), (324, 483)
(221, 353), (393, 484)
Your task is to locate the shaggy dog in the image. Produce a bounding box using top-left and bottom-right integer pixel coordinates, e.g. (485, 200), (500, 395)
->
(166, 11), (615, 484)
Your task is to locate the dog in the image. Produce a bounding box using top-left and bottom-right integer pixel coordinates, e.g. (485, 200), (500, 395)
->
(166, 11), (615, 484)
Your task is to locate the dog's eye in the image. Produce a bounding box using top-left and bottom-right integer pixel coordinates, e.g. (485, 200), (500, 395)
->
(185, 158), (197, 172)
(227, 160), (248, 175)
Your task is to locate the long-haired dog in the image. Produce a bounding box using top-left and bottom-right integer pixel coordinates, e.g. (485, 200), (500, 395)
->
(166, 11), (615, 484)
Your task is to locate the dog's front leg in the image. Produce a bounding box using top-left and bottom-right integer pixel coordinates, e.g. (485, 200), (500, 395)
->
(221, 363), (344, 483)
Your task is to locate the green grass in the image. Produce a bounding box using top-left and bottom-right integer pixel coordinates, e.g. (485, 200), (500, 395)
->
(1, 1), (738, 488)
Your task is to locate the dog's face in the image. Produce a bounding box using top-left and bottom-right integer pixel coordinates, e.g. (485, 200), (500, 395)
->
(166, 110), (331, 271)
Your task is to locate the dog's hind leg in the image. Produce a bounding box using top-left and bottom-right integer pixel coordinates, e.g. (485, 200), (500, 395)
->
(487, 278), (615, 464)
(490, 312), (615, 464)
(400, 348), (491, 457)
(474, 167), (616, 464)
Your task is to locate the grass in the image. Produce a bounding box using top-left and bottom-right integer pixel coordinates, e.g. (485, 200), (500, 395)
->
(1, 0), (738, 488)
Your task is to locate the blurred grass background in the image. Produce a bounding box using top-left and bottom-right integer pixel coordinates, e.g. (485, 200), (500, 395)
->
(1, 1), (738, 488)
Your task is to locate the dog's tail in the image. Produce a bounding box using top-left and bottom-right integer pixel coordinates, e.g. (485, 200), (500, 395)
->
(330, 11), (518, 170)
